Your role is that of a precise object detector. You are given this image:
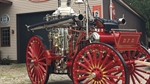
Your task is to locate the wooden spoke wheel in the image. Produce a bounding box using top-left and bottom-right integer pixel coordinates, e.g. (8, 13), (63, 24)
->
(26, 35), (50, 84)
(121, 45), (150, 84)
(73, 43), (128, 84)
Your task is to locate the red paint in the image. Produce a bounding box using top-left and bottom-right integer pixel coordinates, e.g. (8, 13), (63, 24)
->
(111, 3), (116, 19)
(93, 5), (102, 18)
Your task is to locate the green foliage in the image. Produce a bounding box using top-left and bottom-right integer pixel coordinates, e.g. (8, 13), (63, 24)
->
(1, 56), (11, 65)
(126, 0), (150, 36)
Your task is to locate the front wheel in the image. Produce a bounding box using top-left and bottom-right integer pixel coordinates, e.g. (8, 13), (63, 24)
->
(72, 43), (128, 84)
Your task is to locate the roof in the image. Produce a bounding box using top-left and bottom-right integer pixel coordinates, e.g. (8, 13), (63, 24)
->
(116, 0), (146, 21)
(0, 0), (12, 5)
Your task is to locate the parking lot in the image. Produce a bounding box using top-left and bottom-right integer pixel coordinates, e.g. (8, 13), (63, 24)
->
(0, 63), (73, 84)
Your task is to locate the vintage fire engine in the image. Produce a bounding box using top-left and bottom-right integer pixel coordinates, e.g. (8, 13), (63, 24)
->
(25, 0), (150, 84)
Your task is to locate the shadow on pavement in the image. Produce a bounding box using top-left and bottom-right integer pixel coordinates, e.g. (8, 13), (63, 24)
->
(48, 80), (73, 84)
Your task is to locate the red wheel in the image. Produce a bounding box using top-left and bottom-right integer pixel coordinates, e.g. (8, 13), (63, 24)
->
(26, 35), (50, 84)
(73, 43), (128, 84)
(121, 45), (150, 84)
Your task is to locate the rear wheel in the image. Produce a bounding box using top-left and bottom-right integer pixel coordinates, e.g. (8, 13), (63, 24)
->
(26, 35), (50, 84)
(72, 43), (128, 84)
(121, 45), (150, 84)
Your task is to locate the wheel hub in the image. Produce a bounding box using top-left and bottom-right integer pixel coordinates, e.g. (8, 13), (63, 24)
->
(126, 61), (135, 74)
(91, 68), (103, 81)
(31, 58), (38, 66)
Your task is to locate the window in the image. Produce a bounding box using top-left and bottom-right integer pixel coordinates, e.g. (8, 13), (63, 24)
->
(1, 27), (10, 47)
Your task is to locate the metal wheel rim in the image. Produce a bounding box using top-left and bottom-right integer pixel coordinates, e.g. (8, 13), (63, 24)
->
(26, 36), (49, 84)
(73, 43), (128, 84)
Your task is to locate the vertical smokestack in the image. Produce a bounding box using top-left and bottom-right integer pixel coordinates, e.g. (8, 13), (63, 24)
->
(61, 0), (68, 7)
(53, 0), (75, 16)
(58, 0), (71, 7)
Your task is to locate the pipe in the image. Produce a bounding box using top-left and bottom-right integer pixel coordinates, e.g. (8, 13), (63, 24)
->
(118, 18), (126, 25)
(109, 0), (113, 20)
(95, 17), (126, 26)
(26, 14), (83, 31)
(85, 0), (89, 40)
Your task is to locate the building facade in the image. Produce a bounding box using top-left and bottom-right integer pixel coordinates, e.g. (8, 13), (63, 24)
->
(0, 0), (146, 63)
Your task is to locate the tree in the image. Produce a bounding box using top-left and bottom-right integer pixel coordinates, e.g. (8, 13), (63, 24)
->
(126, 0), (150, 36)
